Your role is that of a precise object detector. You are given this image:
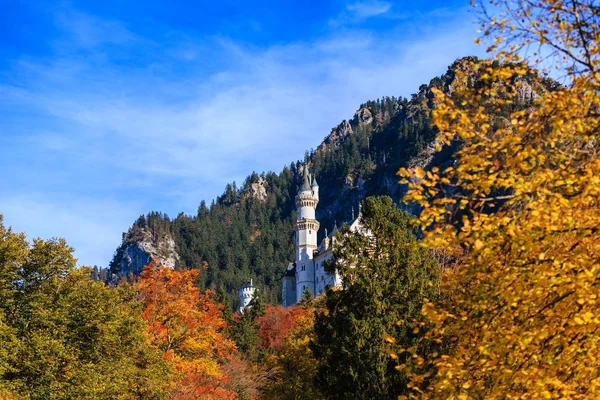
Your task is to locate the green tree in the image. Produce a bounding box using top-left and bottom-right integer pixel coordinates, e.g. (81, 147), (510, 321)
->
(231, 288), (266, 362)
(312, 196), (439, 400)
(215, 286), (234, 325)
(0, 216), (169, 400)
(299, 286), (313, 307)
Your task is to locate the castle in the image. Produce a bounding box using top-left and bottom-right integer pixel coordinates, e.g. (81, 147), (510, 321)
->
(282, 165), (363, 307)
(238, 279), (256, 313)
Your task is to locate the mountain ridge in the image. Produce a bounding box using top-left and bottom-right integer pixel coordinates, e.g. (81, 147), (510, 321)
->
(109, 56), (553, 308)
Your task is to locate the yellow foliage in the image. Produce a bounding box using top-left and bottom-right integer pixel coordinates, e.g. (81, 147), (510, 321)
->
(398, 0), (600, 398)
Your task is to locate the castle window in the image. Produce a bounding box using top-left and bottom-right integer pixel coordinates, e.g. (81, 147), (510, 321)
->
(301, 265), (305, 271)
(309, 230), (312, 234)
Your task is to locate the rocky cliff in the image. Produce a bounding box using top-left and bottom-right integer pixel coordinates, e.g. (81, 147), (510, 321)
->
(110, 213), (180, 279)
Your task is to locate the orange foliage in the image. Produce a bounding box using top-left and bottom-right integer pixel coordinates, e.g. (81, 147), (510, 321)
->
(256, 304), (309, 352)
(136, 262), (237, 400)
(258, 305), (322, 399)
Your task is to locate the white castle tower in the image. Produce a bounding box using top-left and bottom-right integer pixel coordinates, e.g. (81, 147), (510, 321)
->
(282, 164), (355, 307)
(238, 279), (256, 313)
(294, 165), (320, 302)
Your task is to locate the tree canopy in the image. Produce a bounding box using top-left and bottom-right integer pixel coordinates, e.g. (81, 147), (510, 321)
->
(135, 263), (237, 400)
(398, 0), (600, 397)
(0, 216), (169, 400)
(312, 196), (440, 399)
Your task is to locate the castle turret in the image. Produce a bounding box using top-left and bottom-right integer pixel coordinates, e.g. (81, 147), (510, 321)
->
(295, 165), (319, 302)
(238, 279), (256, 313)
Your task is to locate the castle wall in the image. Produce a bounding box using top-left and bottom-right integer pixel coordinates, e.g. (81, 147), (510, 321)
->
(314, 250), (335, 297)
(298, 204), (315, 220)
(282, 276), (297, 307)
(296, 258), (315, 303)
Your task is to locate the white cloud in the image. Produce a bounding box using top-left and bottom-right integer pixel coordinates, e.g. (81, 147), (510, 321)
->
(0, 6), (482, 267)
(347, 1), (392, 19)
(54, 10), (142, 49)
(330, 1), (394, 27)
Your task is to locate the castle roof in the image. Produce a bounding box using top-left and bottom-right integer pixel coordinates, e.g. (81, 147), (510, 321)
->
(300, 165), (311, 192)
(312, 175), (319, 187)
(332, 221), (340, 235)
(285, 262), (296, 277)
(240, 279), (255, 289)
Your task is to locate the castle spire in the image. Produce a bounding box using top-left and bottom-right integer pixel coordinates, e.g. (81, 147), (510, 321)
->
(300, 165), (311, 192)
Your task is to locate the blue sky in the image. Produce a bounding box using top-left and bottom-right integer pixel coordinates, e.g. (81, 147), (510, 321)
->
(0, 0), (482, 267)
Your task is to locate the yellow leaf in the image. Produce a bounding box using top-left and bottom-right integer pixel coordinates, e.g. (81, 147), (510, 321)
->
(384, 335), (396, 344)
(414, 167), (426, 179)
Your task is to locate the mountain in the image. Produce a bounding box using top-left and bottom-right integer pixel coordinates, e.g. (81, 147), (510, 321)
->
(109, 57), (555, 309)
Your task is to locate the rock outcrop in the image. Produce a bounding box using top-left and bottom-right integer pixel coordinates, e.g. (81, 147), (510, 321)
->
(247, 176), (268, 202)
(317, 120), (353, 152)
(354, 107), (373, 126)
(110, 226), (180, 279)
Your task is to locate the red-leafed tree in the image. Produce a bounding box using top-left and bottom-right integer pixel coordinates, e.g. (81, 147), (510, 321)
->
(256, 304), (308, 352)
(135, 262), (237, 400)
(257, 304), (323, 400)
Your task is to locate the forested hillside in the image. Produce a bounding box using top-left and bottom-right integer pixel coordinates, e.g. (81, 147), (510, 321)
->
(109, 56), (554, 307)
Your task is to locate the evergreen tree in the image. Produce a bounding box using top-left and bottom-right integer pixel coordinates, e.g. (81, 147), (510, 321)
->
(312, 196), (440, 400)
(231, 289), (266, 362)
(215, 286), (234, 325)
(248, 288), (266, 320)
(91, 265), (100, 281)
(299, 286), (313, 307)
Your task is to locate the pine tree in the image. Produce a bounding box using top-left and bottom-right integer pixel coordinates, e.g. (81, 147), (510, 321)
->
(299, 286), (313, 307)
(312, 196), (440, 400)
(231, 289), (266, 362)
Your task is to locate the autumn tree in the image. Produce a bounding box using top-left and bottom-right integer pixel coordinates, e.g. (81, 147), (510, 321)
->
(256, 304), (299, 352)
(258, 304), (323, 400)
(312, 196), (440, 400)
(136, 263), (237, 400)
(0, 216), (169, 400)
(398, 0), (600, 397)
